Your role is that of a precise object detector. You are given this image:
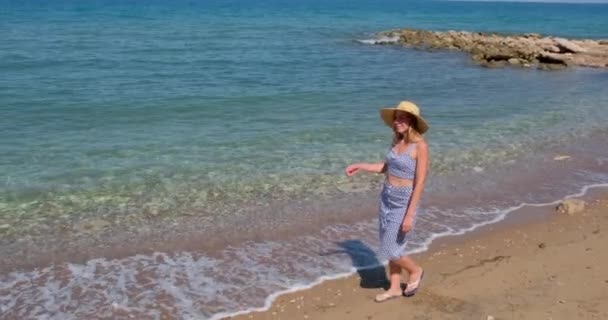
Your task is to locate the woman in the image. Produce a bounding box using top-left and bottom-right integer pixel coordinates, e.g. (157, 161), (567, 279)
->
(345, 100), (430, 302)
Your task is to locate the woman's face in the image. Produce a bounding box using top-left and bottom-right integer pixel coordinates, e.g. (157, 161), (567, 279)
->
(393, 111), (414, 134)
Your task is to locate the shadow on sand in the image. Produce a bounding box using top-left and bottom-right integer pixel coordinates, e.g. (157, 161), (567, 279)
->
(321, 239), (389, 289)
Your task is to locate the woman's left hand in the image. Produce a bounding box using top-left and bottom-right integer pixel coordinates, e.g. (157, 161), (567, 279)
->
(401, 216), (414, 233)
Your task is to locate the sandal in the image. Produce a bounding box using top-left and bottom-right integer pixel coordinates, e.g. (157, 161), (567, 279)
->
(374, 291), (402, 303)
(403, 270), (425, 297)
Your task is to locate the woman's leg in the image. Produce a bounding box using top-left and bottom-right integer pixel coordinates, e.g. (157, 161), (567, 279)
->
(387, 260), (403, 293)
(379, 256), (422, 299)
(393, 255), (423, 282)
(374, 260), (404, 301)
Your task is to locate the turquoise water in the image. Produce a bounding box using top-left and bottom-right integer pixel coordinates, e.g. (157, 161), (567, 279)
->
(2, 0), (608, 232)
(1, 1), (608, 318)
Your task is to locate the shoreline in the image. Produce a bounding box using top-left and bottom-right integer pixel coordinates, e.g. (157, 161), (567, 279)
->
(4, 128), (607, 273)
(2, 130), (607, 319)
(227, 187), (608, 320)
(2, 149), (608, 319)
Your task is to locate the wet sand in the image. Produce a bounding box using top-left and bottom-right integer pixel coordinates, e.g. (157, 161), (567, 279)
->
(230, 192), (608, 320)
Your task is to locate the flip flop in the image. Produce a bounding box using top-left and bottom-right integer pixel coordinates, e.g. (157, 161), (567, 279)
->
(403, 270), (425, 297)
(374, 291), (402, 303)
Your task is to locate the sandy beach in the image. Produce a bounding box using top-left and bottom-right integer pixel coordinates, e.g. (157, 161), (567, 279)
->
(230, 191), (608, 320)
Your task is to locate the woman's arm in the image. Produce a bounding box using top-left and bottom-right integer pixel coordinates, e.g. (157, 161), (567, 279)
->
(402, 140), (429, 231)
(345, 162), (387, 176)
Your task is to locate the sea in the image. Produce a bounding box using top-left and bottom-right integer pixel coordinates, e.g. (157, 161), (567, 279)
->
(1, 0), (608, 319)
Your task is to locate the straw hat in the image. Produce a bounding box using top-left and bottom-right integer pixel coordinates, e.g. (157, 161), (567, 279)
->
(380, 100), (429, 134)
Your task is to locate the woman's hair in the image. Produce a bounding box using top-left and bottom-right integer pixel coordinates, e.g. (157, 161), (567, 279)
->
(392, 113), (423, 145)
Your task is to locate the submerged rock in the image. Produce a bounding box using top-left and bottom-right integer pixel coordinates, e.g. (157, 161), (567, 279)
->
(556, 199), (586, 216)
(553, 155), (571, 161)
(507, 58), (521, 65)
(74, 218), (111, 233)
(375, 28), (608, 70)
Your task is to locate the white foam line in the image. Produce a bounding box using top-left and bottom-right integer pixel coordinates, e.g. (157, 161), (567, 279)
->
(211, 182), (608, 320)
(209, 270), (356, 320)
(355, 35), (400, 45)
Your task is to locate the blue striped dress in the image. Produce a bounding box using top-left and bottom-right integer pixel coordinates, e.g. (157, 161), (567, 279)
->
(378, 143), (418, 261)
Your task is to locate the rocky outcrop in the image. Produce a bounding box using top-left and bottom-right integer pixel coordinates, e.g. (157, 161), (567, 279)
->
(372, 29), (608, 70)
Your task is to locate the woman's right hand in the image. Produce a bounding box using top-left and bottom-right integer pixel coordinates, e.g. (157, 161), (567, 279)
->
(345, 164), (360, 176)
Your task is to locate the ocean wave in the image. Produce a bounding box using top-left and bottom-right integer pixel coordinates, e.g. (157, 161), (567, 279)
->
(356, 35), (400, 45)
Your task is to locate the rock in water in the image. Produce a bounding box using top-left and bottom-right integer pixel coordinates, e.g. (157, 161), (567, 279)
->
(372, 28), (608, 70)
(553, 155), (571, 161)
(74, 218), (111, 233)
(554, 38), (587, 53)
(508, 58), (521, 65)
(556, 199), (586, 216)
